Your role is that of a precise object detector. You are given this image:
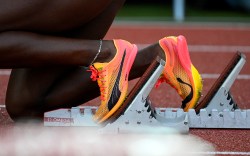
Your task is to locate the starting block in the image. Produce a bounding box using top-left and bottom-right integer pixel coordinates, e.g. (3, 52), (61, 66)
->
(44, 52), (249, 133)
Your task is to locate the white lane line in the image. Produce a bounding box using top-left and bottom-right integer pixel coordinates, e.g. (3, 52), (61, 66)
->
(0, 71), (250, 79)
(137, 44), (250, 53)
(197, 151), (250, 155)
(201, 74), (250, 80)
(189, 45), (250, 53)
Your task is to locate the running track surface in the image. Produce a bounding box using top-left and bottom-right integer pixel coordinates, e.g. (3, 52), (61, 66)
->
(0, 22), (250, 155)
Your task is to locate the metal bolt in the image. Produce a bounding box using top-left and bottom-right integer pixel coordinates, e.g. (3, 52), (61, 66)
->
(141, 97), (146, 103)
(136, 110), (141, 114)
(224, 89), (227, 96)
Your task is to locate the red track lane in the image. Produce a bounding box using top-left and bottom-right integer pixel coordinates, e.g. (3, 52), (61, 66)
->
(105, 23), (250, 45)
(0, 22), (250, 154)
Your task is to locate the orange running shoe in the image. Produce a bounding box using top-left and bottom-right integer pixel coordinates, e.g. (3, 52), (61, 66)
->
(88, 39), (137, 123)
(156, 35), (203, 111)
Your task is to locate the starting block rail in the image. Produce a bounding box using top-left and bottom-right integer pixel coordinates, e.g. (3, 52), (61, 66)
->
(44, 106), (250, 129)
(44, 53), (249, 133)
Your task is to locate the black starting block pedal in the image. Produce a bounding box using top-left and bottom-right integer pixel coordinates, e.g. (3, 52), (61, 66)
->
(188, 52), (250, 129)
(195, 52), (245, 114)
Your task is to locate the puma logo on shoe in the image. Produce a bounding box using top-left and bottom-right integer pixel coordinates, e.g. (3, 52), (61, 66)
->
(177, 77), (193, 109)
(107, 50), (126, 110)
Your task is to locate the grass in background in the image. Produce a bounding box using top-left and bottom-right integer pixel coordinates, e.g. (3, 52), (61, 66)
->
(116, 3), (250, 22)
(117, 4), (172, 18)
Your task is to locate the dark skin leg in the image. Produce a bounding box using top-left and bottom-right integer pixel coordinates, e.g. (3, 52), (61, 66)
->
(1, 0), (162, 121)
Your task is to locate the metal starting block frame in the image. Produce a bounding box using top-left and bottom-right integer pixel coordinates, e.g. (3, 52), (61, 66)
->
(44, 53), (249, 133)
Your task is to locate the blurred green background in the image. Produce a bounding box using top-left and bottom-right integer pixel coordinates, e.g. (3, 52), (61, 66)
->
(116, 0), (250, 22)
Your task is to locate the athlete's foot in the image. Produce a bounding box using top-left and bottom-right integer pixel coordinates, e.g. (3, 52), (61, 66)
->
(88, 39), (137, 123)
(156, 35), (203, 111)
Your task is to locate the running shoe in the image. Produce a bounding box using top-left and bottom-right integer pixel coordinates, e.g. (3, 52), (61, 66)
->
(88, 39), (137, 123)
(156, 35), (203, 111)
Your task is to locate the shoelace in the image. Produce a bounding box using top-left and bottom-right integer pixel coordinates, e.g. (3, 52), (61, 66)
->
(155, 74), (178, 91)
(87, 66), (107, 101)
(155, 76), (165, 88)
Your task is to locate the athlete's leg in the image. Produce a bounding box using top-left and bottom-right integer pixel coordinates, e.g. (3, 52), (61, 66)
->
(130, 44), (164, 79)
(6, 43), (160, 121)
(5, 0), (172, 122)
(5, 0), (128, 121)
